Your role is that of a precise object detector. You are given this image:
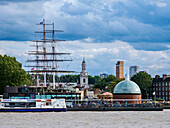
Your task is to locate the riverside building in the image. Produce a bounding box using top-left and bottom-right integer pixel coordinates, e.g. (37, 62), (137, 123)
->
(151, 74), (170, 101)
(113, 75), (141, 104)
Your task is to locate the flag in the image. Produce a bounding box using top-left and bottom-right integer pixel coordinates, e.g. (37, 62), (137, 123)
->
(40, 21), (43, 24)
(31, 68), (34, 71)
(152, 92), (155, 95)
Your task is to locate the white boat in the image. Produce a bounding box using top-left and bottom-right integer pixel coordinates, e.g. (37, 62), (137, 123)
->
(0, 99), (66, 112)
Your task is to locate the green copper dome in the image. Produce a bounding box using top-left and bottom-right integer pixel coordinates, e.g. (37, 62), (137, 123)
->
(113, 80), (141, 94)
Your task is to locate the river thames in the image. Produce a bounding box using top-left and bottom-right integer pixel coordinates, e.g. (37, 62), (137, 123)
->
(0, 110), (169, 128)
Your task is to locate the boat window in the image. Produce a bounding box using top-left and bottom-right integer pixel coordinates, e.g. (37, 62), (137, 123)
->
(5, 103), (10, 107)
(4, 102), (36, 107)
(46, 102), (51, 106)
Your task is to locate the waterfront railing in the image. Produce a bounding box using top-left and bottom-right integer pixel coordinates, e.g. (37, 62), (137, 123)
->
(65, 99), (158, 108)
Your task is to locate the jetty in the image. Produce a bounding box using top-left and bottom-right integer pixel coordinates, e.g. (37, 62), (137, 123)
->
(66, 99), (163, 111)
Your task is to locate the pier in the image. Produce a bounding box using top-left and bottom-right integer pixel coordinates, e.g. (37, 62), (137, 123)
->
(66, 99), (163, 111)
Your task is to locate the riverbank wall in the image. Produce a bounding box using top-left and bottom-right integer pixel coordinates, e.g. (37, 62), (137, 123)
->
(67, 107), (163, 111)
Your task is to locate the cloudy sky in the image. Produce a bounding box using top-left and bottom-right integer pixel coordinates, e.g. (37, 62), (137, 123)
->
(0, 0), (170, 77)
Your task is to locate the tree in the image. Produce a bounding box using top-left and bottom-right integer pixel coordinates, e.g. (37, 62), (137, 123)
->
(59, 75), (79, 83)
(88, 75), (95, 84)
(93, 74), (124, 92)
(131, 72), (152, 99)
(106, 78), (124, 92)
(93, 75), (101, 83)
(105, 75), (117, 82)
(0, 54), (31, 94)
(94, 79), (107, 91)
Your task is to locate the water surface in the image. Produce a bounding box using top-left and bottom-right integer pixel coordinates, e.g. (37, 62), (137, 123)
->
(0, 110), (169, 128)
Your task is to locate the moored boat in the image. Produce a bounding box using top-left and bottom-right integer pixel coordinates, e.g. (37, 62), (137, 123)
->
(0, 99), (66, 112)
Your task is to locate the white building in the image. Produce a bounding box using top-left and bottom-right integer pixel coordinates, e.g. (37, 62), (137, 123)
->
(80, 56), (88, 88)
(129, 66), (139, 79)
(100, 73), (108, 79)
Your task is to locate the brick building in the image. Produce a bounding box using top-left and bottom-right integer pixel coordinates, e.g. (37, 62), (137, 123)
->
(113, 78), (141, 104)
(116, 61), (124, 79)
(151, 74), (170, 101)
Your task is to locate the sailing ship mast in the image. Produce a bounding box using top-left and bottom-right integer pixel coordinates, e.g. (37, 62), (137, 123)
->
(26, 19), (75, 89)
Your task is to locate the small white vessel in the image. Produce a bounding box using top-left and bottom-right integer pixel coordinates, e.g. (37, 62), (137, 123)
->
(0, 99), (66, 112)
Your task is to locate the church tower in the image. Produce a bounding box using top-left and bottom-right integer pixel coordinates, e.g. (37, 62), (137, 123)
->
(80, 56), (88, 88)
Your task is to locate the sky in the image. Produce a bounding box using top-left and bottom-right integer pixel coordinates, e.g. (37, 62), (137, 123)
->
(0, 0), (170, 77)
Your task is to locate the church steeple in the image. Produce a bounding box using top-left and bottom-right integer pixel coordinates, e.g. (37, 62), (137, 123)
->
(82, 55), (86, 72)
(80, 55), (88, 88)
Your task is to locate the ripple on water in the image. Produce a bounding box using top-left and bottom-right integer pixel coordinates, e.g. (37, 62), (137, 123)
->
(0, 110), (169, 128)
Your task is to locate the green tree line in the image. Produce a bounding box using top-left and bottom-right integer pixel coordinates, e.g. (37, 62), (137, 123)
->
(0, 55), (31, 94)
(131, 72), (152, 99)
(94, 75), (125, 92)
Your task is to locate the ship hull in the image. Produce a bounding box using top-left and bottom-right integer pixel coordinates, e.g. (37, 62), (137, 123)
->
(0, 108), (67, 112)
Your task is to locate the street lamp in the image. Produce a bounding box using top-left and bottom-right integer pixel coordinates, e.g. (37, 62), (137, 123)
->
(153, 92), (156, 106)
(153, 92), (156, 101)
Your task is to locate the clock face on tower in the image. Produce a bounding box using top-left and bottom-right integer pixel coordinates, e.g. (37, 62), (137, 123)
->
(81, 72), (87, 76)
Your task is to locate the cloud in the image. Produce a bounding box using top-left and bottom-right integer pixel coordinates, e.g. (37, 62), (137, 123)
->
(149, 1), (167, 8)
(0, 0), (170, 49)
(1, 39), (170, 77)
(1, 0), (170, 76)
(131, 42), (170, 51)
(156, 2), (167, 8)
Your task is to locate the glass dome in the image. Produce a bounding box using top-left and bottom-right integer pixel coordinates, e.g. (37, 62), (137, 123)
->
(113, 80), (141, 94)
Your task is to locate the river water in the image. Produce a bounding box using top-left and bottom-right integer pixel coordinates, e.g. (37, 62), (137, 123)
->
(0, 110), (169, 128)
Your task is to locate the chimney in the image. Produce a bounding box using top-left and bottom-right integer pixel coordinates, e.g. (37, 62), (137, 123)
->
(155, 75), (160, 78)
(163, 74), (167, 80)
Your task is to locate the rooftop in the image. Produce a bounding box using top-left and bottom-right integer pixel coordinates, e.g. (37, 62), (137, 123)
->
(113, 80), (141, 94)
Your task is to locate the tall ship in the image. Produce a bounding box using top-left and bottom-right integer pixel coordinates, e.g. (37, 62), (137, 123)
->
(26, 19), (75, 88)
(0, 19), (76, 112)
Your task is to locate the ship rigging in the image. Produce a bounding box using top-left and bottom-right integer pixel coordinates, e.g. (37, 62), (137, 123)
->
(25, 19), (75, 89)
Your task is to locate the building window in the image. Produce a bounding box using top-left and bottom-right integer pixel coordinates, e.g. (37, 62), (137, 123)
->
(169, 92), (170, 95)
(156, 88), (158, 91)
(163, 82), (164, 86)
(159, 87), (161, 91)
(83, 78), (86, 83)
(153, 88), (155, 91)
(159, 92), (161, 95)
(166, 82), (168, 86)
(163, 92), (164, 95)
(166, 87), (167, 91)
(162, 87), (164, 91)
(166, 92), (168, 96)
